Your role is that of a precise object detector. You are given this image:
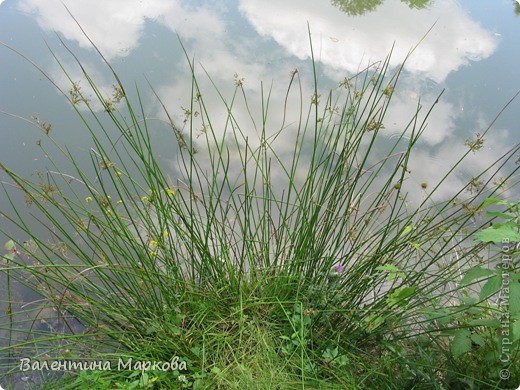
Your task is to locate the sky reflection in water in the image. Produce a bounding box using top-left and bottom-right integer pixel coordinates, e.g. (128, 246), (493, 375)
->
(1, 0), (519, 203)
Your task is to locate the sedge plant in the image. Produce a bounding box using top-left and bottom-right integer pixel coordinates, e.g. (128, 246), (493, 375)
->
(0, 26), (519, 389)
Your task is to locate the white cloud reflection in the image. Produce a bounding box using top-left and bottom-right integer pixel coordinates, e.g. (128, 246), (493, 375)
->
(17, 0), (223, 60)
(238, 0), (498, 83)
(14, 0), (513, 207)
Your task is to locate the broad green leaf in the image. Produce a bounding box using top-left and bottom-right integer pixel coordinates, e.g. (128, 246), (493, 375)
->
(322, 347), (338, 361)
(376, 264), (400, 272)
(3, 240), (15, 251)
(335, 354), (349, 367)
(509, 281), (520, 315)
(485, 211), (515, 220)
(484, 350), (499, 362)
(470, 333), (486, 346)
(393, 286), (416, 299)
(437, 313), (455, 327)
(466, 306), (481, 315)
(400, 225), (414, 236)
(459, 296), (477, 305)
(420, 308), (451, 320)
(468, 318), (501, 329)
(474, 221), (520, 244)
(387, 286), (416, 307)
(479, 275), (502, 300)
(513, 320), (520, 342)
(409, 242), (421, 250)
(364, 314), (385, 331)
(140, 373), (149, 387)
(376, 264), (404, 281)
(480, 198), (504, 208)
(451, 329), (472, 357)
(420, 308), (454, 326)
(460, 266), (494, 286)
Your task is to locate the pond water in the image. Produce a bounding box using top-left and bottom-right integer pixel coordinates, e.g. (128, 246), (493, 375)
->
(0, 0), (519, 387)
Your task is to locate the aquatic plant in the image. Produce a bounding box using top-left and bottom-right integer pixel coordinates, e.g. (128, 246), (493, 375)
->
(0, 24), (519, 388)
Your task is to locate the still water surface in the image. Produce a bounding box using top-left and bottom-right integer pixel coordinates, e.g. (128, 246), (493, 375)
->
(0, 0), (518, 202)
(0, 0), (519, 385)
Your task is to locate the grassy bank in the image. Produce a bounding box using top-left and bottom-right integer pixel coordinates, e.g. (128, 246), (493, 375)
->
(1, 31), (519, 389)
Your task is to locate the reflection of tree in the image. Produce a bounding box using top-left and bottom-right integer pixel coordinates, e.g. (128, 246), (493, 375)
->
(331, 0), (383, 16)
(401, 0), (431, 9)
(514, 0), (520, 16)
(331, 0), (432, 16)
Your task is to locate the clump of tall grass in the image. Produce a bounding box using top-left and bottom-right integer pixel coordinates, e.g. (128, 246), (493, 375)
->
(0, 28), (519, 388)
